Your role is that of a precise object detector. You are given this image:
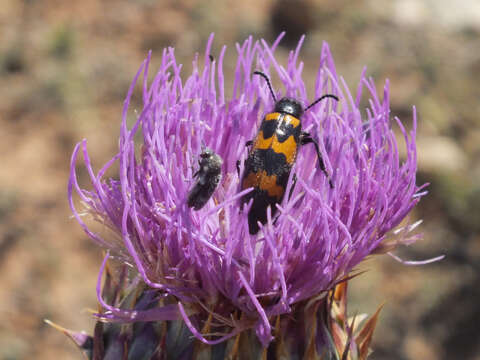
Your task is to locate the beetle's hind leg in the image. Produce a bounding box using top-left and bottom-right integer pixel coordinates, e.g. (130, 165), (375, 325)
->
(237, 140), (254, 177)
(288, 173), (297, 200)
(301, 132), (334, 188)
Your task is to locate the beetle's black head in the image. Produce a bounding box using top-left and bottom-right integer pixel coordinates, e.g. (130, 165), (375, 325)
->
(274, 97), (304, 118)
(200, 148), (213, 158)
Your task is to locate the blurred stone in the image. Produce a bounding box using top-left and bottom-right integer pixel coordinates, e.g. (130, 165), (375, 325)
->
(417, 136), (467, 173)
(393, 0), (480, 29)
(393, 0), (427, 26)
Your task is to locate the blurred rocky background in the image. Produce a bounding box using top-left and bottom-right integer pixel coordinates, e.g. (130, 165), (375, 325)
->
(1, 0), (478, 358)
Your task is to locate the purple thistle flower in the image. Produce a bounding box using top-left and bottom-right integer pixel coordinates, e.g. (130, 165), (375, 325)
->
(68, 33), (433, 348)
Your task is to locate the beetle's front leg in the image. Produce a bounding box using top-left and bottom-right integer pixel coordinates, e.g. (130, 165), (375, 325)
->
(301, 132), (333, 188)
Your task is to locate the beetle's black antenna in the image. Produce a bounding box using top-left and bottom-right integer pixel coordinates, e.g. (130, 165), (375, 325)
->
(254, 71), (277, 103)
(305, 94), (339, 112)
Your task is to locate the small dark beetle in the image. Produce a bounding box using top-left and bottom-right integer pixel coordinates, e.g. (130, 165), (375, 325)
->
(187, 148), (223, 210)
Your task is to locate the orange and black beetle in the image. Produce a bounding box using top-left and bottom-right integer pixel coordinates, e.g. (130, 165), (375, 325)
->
(240, 71), (338, 234)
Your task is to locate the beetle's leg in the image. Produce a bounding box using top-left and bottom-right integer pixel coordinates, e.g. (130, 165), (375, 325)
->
(288, 173), (297, 200)
(237, 140), (254, 177)
(301, 132), (334, 188)
(193, 158), (204, 178)
(236, 160), (241, 177)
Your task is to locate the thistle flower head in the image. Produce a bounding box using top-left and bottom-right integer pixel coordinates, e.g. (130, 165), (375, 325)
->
(69, 33), (426, 348)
